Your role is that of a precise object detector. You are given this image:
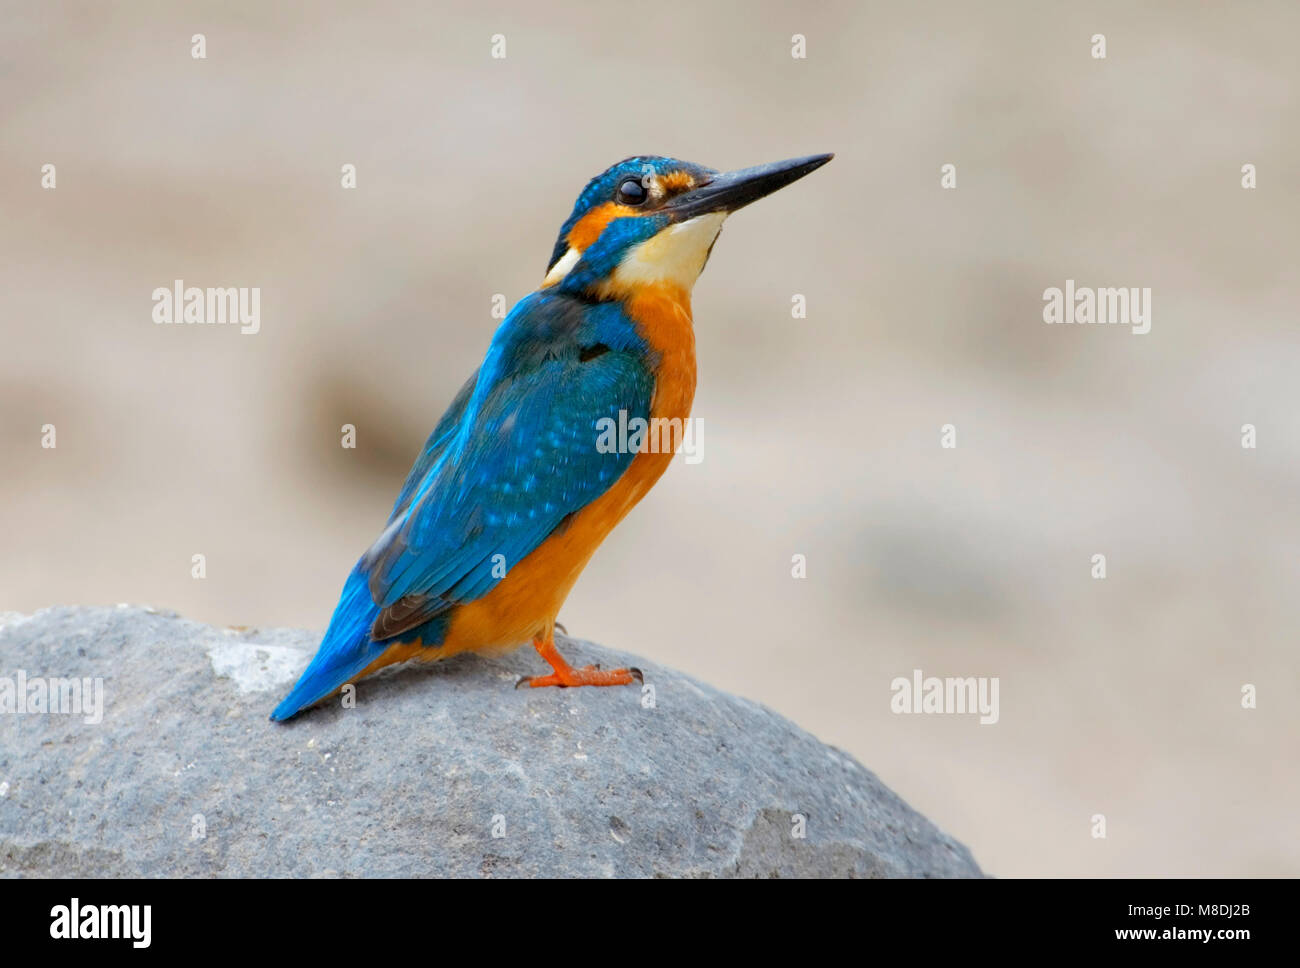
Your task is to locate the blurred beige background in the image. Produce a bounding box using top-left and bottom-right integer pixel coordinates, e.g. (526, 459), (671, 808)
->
(3, 0), (1297, 876)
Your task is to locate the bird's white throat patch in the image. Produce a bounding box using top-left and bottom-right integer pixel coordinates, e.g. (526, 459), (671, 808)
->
(542, 213), (727, 292)
(610, 213), (727, 292)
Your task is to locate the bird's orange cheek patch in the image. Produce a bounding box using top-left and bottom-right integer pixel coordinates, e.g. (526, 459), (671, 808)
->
(566, 202), (639, 250)
(658, 171), (696, 192)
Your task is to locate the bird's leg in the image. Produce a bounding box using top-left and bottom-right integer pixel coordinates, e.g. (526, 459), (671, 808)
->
(516, 628), (642, 689)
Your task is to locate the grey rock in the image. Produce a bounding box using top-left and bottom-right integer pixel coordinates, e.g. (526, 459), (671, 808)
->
(0, 605), (982, 878)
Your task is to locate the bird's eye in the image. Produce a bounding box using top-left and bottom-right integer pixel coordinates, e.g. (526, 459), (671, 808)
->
(616, 178), (647, 205)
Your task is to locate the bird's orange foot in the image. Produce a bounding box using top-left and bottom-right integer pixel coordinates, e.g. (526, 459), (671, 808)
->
(515, 633), (643, 689)
(517, 664), (643, 689)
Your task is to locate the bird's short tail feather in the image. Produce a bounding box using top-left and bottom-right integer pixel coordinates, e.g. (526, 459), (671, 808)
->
(271, 568), (386, 721)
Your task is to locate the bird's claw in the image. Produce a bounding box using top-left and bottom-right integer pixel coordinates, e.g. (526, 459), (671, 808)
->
(515, 663), (643, 689)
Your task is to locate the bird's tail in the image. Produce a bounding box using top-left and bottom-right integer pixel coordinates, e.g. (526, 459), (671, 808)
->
(270, 568), (387, 721)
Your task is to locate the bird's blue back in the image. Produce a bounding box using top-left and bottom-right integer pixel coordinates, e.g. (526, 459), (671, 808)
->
(270, 290), (654, 720)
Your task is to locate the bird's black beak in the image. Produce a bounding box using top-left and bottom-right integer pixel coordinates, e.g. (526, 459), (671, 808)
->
(667, 153), (833, 220)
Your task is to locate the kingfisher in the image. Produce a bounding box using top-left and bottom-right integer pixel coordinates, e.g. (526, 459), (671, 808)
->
(271, 152), (832, 721)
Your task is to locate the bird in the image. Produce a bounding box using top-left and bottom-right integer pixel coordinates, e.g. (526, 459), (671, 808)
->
(271, 152), (832, 721)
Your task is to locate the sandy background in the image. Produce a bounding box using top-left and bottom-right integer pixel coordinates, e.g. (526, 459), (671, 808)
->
(2, 0), (1297, 875)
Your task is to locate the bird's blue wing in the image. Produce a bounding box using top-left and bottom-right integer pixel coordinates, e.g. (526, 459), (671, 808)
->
(270, 294), (652, 720)
(363, 303), (653, 638)
(387, 369), (478, 523)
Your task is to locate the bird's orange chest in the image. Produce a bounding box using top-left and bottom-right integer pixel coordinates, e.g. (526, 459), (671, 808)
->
(628, 281), (698, 424)
(441, 283), (697, 651)
(555, 281), (697, 529)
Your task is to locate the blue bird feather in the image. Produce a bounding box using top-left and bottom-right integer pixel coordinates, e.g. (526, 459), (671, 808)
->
(270, 290), (653, 720)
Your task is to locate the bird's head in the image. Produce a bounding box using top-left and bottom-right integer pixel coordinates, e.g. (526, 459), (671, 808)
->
(543, 153), (832, 301)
